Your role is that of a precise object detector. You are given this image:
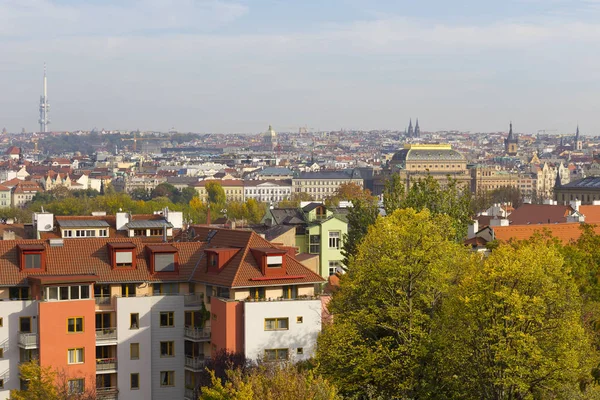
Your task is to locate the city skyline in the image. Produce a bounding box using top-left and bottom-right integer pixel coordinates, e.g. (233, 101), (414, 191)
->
(1, 0), (600, 134)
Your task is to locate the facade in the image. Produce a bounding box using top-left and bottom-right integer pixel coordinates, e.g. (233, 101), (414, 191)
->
(470, 166), (518, 194)
(244, 180), (292, 204)
(263, 125), (278, 151)
(193, 180), (245, 203)
(555, 177), (600, 205)
(0, 185), (11, 207)
(11, 181), (43, 208)
(291, 170), (363, 201)
(0, 227), (324, 400)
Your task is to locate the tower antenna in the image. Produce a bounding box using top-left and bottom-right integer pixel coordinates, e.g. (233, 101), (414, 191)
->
(38, 63), (50, 133)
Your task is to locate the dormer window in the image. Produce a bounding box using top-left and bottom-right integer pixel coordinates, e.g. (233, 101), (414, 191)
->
(266, 255), (283, 269)
(316, 206), (326, 219)
(18, 244), (46, 271)
(108, 243), (137, 270)
(146, 245), (179, 274)
(250, 248), (288, 276)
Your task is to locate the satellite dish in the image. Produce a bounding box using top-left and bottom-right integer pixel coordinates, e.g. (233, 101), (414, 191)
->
(44, 224), (52, 230)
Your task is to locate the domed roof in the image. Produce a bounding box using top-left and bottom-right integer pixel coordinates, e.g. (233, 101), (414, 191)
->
(264, 125), (277, 138)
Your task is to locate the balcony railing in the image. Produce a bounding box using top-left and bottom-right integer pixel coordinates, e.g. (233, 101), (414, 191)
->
(18, 332), (38, 348)
(96, 358), (117, 371)
(95, 296), (112, 306)
(184, 387), (197, 400)
(184, 293), (204, 306)
(185, 355), (209, 370)
(96, 386), (118, 400)
(184, 326), (210, 341)
(96, 328), (117, 342)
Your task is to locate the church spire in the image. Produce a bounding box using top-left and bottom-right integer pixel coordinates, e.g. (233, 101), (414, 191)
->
(508, 121), (513, 140)
(407, 118), (414, 137)
(575, 124), (580, 143)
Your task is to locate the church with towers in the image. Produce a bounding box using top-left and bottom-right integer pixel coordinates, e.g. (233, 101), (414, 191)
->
(406, 118), (420, 138)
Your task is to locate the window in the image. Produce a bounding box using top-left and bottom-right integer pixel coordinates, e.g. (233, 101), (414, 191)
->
(160, 312), (174, 327)
(309, 235), (320, 254)
(250, 287), (265, 300)
(0, 317), (2, 327)
(67, 317), (84, 333)
(160, 371), (174, 387)
(130, 343), (140, 360)
(121, 283), (136, 297)
(0, 379), (3, 389)
(24, 253), (41, 269)
(283, 286), (297, 299)
(297, 316), (303, 324)
(153, 283), (178, 295)
(19, 317), (32, 333)
(150, 229), (162, 236)
(264, 348), (288, 361)
(130, 313), (139, 329)
(0, 348), (3, 358)
(68, 379), (84, 394)
(10, 287), (29, 300)
(67, 348), (84, 364)
(155, 253), (175, 272)
(328, 231), (341, 249)
(266, 255), (283, 268)
(329, 261), (341, 276)
(297, 348), (304, 355)
(265, 318), (289, 331)
(160, 341), (175, 357)
(115, 252), (133, 267)
(131, 373), (140, 390)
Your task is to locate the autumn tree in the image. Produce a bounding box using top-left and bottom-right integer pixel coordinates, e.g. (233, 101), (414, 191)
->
(278, 192), (313, 208)
(318, 208), (474, 399)
(434, 238), (599, 399)
(10, 360), (96, 400)
(200, 362), (341, 400)
(325, 182), (375, 207)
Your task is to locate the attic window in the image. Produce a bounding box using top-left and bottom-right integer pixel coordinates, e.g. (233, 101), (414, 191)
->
(155, 253), (175, 272)
(108, 243), (136, 270)
(18, 244), (46, 271)
(266, 255), (283, 269)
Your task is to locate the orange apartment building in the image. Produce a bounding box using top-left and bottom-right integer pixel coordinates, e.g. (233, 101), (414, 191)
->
(0, 217), (325, 400)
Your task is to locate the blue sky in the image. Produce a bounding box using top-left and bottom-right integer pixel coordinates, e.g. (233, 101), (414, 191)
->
(0, 0), (599, 134)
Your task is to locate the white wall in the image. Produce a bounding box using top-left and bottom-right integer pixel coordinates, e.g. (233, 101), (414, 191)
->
(150, 296), (185, 400)
(243, 300), (321, 362)
(116, 296), (153, 400)
(0, 300), (39, 400)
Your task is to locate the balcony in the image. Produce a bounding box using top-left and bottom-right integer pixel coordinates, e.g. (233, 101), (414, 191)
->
(184, 326), (210, 341)
(18, 332), (38, 349)
(96, 386), (118, 400)
(96, 358), (117, 373)
(184, 293), (204, 307)
(96, 328), (117, 343)
(184, 355), (210, 371)
(95, 296), (113, 306)
(184, 387), (197, 400)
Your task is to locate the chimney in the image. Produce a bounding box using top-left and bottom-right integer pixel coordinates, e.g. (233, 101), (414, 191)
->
(3, 230), (15, 240)
(467, 220), (479, 239)
(570, 198), (581, 212)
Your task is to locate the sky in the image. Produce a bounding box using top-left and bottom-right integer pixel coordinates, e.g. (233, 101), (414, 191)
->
(1, 0), (600, 135)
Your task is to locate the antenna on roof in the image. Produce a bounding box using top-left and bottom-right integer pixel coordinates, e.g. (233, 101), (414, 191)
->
(207, 230), (218, 242)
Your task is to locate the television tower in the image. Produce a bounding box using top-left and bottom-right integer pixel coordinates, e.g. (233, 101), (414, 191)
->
(38, 63), (50, 133)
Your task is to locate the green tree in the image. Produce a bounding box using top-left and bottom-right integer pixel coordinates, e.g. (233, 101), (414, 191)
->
(340, 198), (379, 267)
(206, 181), (226, 209)
(151, 183), (178, 199)
(382, 173), (405, 215)
(318, 208), (473, 399)
(200, 362), (341, 400)
(175, 187), (197, 204)
(402, 175), (472, 240)
(130, 188), (151, 201)
(278, 192), (313, 208)
(435, 238), (599, 399)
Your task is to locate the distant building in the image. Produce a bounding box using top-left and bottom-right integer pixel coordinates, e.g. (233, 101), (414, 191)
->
(263, 125), (278, 151)
(555, 177), (600, 204)
(291, 170), (363, 201)
(406, 118), (420, 138)
(470, 165), (518, 194)
(504, 122), (518, 156)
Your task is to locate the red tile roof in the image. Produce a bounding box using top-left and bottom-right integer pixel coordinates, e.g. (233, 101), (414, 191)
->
(508, 204), (573, 225)
(578, 205), (600, 224)
(492, 223), (599, 244)
(189, 226), (325, 288)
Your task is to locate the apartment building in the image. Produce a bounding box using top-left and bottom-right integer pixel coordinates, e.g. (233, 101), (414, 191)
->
(291, 170), (363, 201)
(192, 180), (245, 203)
(0, 226), (324, 400)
